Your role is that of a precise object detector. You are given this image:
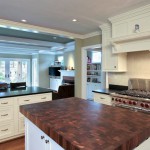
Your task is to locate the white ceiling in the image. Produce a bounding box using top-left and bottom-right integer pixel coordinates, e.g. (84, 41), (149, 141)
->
(0, 0), (150, 35)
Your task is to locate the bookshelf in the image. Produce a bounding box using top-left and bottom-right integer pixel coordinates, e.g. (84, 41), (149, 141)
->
(87, 63), (101, 83)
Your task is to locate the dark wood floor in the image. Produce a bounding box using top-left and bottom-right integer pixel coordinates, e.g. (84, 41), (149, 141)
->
(0, 137), (25, 150)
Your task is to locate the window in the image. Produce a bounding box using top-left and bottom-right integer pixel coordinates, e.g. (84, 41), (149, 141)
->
(0, 58), (30, 85)
(58, 56), (64, 65)
(92, 51), (101, 63)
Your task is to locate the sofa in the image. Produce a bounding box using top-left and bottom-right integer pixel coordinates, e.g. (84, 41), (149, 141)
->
(52, 76), (74, 100)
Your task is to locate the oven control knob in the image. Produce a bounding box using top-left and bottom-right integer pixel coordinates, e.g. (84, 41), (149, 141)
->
(141, 103), (144, 107)
(119, 99), (122, 102)
(133, 101), (137, 105)
(123, 101), (126, 104)
(112, 98), (114, 101)
(129, 101), (132, 105)
(145, 104), (149, 108)
(115, 98), (118, 102)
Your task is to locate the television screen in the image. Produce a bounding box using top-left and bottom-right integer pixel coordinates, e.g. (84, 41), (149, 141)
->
(49, 67), (61, 76)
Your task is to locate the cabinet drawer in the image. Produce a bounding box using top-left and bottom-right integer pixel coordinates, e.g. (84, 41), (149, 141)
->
(94, 93), (112, 106)
(36, 93), (52, 102)
(19, 118), (25, 133)
(0, 98), (14, 107)
(0, 123), (14, 139)
(0, 107), (13, 122)
(18, 96), (33, 105)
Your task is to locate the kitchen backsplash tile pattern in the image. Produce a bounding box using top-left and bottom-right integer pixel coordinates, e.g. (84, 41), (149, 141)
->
(108, 51), (150, 86)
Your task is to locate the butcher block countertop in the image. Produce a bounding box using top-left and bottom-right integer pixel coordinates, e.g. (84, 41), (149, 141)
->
(20, 97), (150, 150)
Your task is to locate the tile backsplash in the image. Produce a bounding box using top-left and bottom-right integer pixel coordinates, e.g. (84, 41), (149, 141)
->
(108, 51), (150, 86)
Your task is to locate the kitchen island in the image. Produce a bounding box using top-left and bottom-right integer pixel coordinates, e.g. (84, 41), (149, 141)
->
(20, 97), (150, 150)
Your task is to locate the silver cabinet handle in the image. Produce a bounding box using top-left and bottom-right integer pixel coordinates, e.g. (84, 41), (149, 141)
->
(24, 100), (30, 101)
(45, 140), (49, 144)
(1, 129), (8, 132)
(41, 97), (46, 99)
(41, 136), (45, 139)
(1, 102), (8, 104)
(100, 97), (105, 99)
(1, 114), (8, 117)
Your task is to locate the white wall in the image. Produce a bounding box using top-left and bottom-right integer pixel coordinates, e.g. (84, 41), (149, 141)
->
(64, 51), (75, 69)
(108, 51), (150, 86)
(39, 54), (55, 88)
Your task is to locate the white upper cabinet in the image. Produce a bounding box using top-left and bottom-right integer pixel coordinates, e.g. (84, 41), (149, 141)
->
(100, 23), (127, 72)
(109, 4), (150, 38)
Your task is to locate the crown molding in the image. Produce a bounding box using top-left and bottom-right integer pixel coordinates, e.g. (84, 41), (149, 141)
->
(0, 19), (101, 40)
(81, 31), (101, 39)
(109, 4), (150, 23)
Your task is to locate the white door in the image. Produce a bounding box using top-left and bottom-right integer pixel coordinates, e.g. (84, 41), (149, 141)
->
(0, 58), (30, 85)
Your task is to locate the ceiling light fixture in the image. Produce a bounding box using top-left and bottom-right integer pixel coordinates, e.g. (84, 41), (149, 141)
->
(33, 30), (39, 33)
(53, 37), (57, 39)
(21, 29), (30, 32)
(21, 19), (27, 22)
(72, 19), (77, 22)
(0, 25), (7, 28)
(10, 26), (20, 30)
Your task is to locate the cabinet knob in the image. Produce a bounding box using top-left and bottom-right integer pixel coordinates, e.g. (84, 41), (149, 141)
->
(45, 140), (49, 144)
(41, 136), (45, 139)
(114, 66), (116, 68)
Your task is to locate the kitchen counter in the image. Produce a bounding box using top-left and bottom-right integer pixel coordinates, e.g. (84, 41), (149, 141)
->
(0, 86), (53, 98)
(92, 88), (120, 95)
(20, 97), (150, 150)
(93, 84), (128, 95)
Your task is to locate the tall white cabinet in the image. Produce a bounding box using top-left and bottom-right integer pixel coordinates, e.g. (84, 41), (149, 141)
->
(99, 23), (127, 72)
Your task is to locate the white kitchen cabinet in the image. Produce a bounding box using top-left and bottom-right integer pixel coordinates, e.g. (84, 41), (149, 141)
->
(100, 23), (127, 72)
(25, 119), (64, 150)
(0, 97), (16, 141)
(87, 83), (101, 100)
(109, 5), (150, 38)
(50, 78), (62, 91)
(93, 93), (112, 106)
(0, 92), (52, 143)
(17, 93), (52, 134)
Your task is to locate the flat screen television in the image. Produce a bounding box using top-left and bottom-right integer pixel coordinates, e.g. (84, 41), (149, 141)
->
(49, 67), (61, 77)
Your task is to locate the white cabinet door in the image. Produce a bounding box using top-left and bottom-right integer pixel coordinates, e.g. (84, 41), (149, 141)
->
(25, 119), (46, 150)
(25, 119), (64, 150)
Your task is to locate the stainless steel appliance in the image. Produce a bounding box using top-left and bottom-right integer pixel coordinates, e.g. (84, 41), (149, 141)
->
(111, 78), (150, 113)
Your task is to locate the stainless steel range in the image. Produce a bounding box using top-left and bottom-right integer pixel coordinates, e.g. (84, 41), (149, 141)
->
(111, 78), (150, 113)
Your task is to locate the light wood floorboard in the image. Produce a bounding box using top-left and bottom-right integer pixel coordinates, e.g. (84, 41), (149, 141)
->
(0, 137), (25, 150)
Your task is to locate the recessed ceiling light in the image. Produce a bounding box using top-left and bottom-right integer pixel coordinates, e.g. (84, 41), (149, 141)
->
(10, 26), (20, 30)
(33, 30), (39, 33)
(21, 28), (30, 32)
(53, 37), (57, 39)
(0, 25), (7, 28)
(21, 19), (27, 22)
(72, 19), (77, 22)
